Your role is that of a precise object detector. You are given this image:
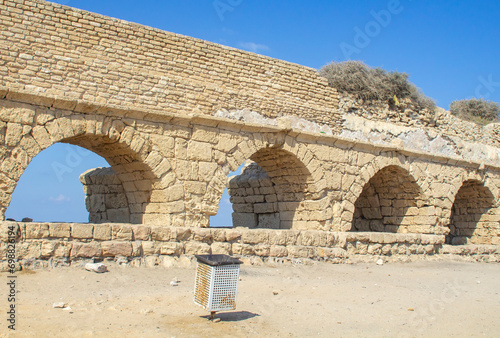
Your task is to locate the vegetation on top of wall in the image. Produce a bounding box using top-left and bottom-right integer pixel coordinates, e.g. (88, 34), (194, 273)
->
(449, 99), (500, 125)
(318, 61), (436, 111)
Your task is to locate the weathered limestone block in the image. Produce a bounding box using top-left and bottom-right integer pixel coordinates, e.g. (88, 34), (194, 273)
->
(131, 225), (150, 240)
(233, 212), (257, 228)
(211, 242), (232, 255)
(317, 247), (347, 258)
(369, 232), (384, 244)
(269, 245), (288, 257)
(93, 224), (112, 241)
(70, 242), (102, 258)
(298, 231), (321, 246)
(41, 241), (71, 258)
(160, 242), (183, 256)
(131, 242), (142, 256)
(257, 213), (280, 229)
(141, 241), (160, 255)
(25, 223), (49, 239)
(184, 181), (207, 195)
(5, 122), (23, 146)
(144, 255), (161, 268)
(48, 223), (70, 238)
(357, 241), (371, 255)
(151, 226), (171, 241)
(269, 230), (287, 245)
(241, 229), (270, 245)
(254, 203), (277, 214)
(253, 244), (271, 257)
(226, 230), (242, 242)
(287, 245), (316, 258)
(346, 232), (369, 243)
(71, 224), (94, 239)
(0, 222), (19, 241)
(187, 141), (212, 161)
(17, 242), (41, 259)
(285, 230), (301, 246)
(232, 243), (255, 255)
(111, 224), (133, 241)
(107, 208), (130, 223)
(192, 228), (212, 242)
(212, 229), (226, 242)
(368, 243), (382, 255)
(184, 241), (211, 255)
(324, 232), (338, 247)
(101, 241), (133, 257)
(88, 194), (105, 213)
(171, 227), (191, 241)
(233, 203), (253, 213)
(381, 244), (392, 255)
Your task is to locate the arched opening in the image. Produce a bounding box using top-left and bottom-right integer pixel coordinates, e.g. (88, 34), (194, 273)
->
(352, 165), (428, 233)
(447, 180), (498, 245)
(209, 163), (244, 228)
(63, 133), (159, 224)
(2, 130), (165, 224)
(5, 143), (108, 223)
(227, 148), (316, 229)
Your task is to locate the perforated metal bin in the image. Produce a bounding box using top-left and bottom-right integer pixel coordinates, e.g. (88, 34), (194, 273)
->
(194, 254), (243, 314)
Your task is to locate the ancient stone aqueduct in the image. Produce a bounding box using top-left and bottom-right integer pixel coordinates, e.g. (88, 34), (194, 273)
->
(1, 0), (499, 267)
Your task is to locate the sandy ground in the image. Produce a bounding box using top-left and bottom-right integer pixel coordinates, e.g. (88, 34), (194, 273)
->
(1, 259), (499, 337)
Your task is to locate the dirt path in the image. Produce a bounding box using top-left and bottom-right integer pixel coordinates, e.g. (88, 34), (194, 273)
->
(1, 260), (499, 337)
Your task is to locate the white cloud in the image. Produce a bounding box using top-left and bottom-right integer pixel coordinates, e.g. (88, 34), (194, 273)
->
(238, 42), (270, 53)
(49, 194), (70, 203)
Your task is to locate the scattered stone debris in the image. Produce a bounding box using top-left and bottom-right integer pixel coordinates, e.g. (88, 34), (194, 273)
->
(85, 263), (108, 273)
(170, 280), (179, 287)
(212, 318), (221, 323)
(273, 290), (279, 295)
(376, 259), (384, 266)
(53, 302), (66, 308)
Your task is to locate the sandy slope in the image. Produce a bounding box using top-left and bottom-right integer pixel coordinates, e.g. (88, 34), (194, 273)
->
(1, 260), (499, 337)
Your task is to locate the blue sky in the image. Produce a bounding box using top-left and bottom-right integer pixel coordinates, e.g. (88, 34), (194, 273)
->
(6, 0), (500, 223)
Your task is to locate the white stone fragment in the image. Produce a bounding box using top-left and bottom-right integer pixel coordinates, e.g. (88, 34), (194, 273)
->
(85, 263), (108, 273)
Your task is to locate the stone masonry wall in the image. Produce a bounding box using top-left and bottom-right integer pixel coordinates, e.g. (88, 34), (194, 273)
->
(0, 0), (340, 129)
(229, 161), (280, 229)
(2, 222), (499, 271)
(2, 98), (500, 245)
(79, 167), (129, 223)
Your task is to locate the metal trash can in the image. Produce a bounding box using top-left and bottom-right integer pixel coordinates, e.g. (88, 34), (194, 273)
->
(194, 254), (243, 318)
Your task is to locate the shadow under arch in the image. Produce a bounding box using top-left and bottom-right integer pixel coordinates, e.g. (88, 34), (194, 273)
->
(228, 147), (318, 229)
(0, 114), (170, 224)
(351, 165), (429, 233)
(446, 179), (498, 245)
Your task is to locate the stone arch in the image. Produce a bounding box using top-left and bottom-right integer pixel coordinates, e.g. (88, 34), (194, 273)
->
(231, 147), (319, 229)
(351, 164), (431, 233)
(207, 135), (323, 229)
(0, 112), (176, 224)
(446, 179), (499, 245)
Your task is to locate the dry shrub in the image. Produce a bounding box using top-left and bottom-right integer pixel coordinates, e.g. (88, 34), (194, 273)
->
(449, 99), (500, 125)
(319, 61), (435, 111)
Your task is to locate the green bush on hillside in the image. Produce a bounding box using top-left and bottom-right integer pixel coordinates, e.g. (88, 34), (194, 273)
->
(319, 61), (435, 111)
(449, 98), (500, 125)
